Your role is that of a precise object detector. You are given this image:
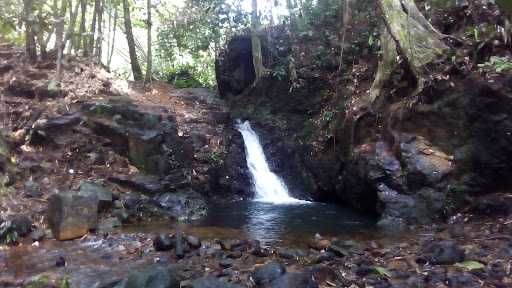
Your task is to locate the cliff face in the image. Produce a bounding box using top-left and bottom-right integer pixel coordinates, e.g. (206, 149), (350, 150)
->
(216, 1), (512, 224)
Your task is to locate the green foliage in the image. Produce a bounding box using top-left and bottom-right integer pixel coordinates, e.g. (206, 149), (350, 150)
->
(322, 110), (334, 122)
(27, 275), (50, 288)
(272, 59), (289, 81)
(156, 64), (211, 88)
(478, 56), (512, 73)
(373, 266), (392, 278)
(455, 261), (485, 270)
(0, 221), (19, 245)
(155, 0), (250, 88)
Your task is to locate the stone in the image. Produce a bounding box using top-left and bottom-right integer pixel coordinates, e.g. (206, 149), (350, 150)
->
(114, 266), (180, 288)
(78, 182), (114, 212)
(278, 248), (307, 260)
(32, 113), (83, 134)
(23, 180), (42, 198)
(47, 192), (98, 240)
(10, 215), (33, 236)
(112, 209), (131, 224)
(108, 175), (165, 195)
(424, 240), (465, 265)
(185, 235), (201, 248)
(175, 229), (185, 259)
(56, 257), (66, 267)
(188, 276), (242, 288)
(153, 234), (174, 251)
(251, 262), (287, 286)
(327, 245), (349, 257)
(155, 189), (207, 221)
(310, 239), (331, 250)
(270, 272), (318, 288)
(97, 217), (122, 232)
(29, 228), (46, 242)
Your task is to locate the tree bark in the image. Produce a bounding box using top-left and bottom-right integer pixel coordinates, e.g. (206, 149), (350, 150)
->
(369, 0), (447, 104)
(251, 0), (265, 84)
(107, 6), (118, 68)
(79, 0), (87, 55)
(144, 0), (152, 86)
(56, 0), (67, 84)
(94, 0), (104, 62)
(64, 0), (80, 54)
(23, 0), (37, 62)
(88, 0), (100, 57)
(122, 0), (143, 80)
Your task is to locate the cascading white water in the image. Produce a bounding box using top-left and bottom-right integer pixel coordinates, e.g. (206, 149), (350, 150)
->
(236, 121), (306, 204)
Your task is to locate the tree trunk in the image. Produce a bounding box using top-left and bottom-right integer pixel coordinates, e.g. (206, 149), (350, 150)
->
(251, 0), (265, 84)
(107, 6), (118, 68)
(122, 0), (143, 80)
(56, 0), (67, 84)
(79, 0), (87, 56)
(23, 0), (37, 62)
(64, 0), (80, 54)
(144, 0), (152, 86)
(94, 0), (104, 62)
(369, 0), (447, 104)
(88, 0), (100, 57)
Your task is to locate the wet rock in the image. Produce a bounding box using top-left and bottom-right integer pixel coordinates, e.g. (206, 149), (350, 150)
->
(219, 239), (243, 251)
(327, 245), (349, 257)
(423, 240), (465, 265)
(278, 248), (307, 259)
(56, 257), (66, 267)
(175, 229), (185, 259)
(270, 272), (318, 288)
(309, 239), (331, 250)
(29, 228), (45, 242)
(313, 251), (335, 263)
(250, 262), (287, 286)
(187, 276), (242, 288)
(154, 189), (207, 220)
(97, 217), (122, 232)
(153, 234), (174, 251)
(219, 259), (234, 268)
(10, 215), (33, 236)
(114, 266), (180, 288)
(23, 180), (42, 198)
(186, 235), (201, 248)
(78, 182), (114, 212)
(112, 209), (131, 224)
(47, 192), (98, 240)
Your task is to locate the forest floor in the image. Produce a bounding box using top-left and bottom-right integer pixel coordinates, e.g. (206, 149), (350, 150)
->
(0, 43), (511, 287)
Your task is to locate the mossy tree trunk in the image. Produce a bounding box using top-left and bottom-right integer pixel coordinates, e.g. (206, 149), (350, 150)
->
(369, 0), (447, 105)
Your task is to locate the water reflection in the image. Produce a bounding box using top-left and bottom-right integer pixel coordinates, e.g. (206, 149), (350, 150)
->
(198, 200), (378, 246)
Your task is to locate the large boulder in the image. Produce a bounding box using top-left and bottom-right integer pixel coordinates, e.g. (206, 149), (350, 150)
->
(47, 192), (98, 240)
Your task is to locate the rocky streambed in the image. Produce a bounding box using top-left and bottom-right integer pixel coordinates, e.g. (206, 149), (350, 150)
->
(1, 212), (511, 287)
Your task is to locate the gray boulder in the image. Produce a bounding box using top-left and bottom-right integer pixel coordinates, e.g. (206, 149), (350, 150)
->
(47, 192), (98, 240)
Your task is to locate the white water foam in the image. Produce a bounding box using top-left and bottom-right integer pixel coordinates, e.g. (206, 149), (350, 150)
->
(236, 121), (307, 204)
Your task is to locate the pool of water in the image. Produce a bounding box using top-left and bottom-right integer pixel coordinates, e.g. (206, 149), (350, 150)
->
(189, 200), (382, 246)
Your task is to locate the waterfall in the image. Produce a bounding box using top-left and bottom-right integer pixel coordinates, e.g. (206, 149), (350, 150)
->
(236, 121), (306, 204)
